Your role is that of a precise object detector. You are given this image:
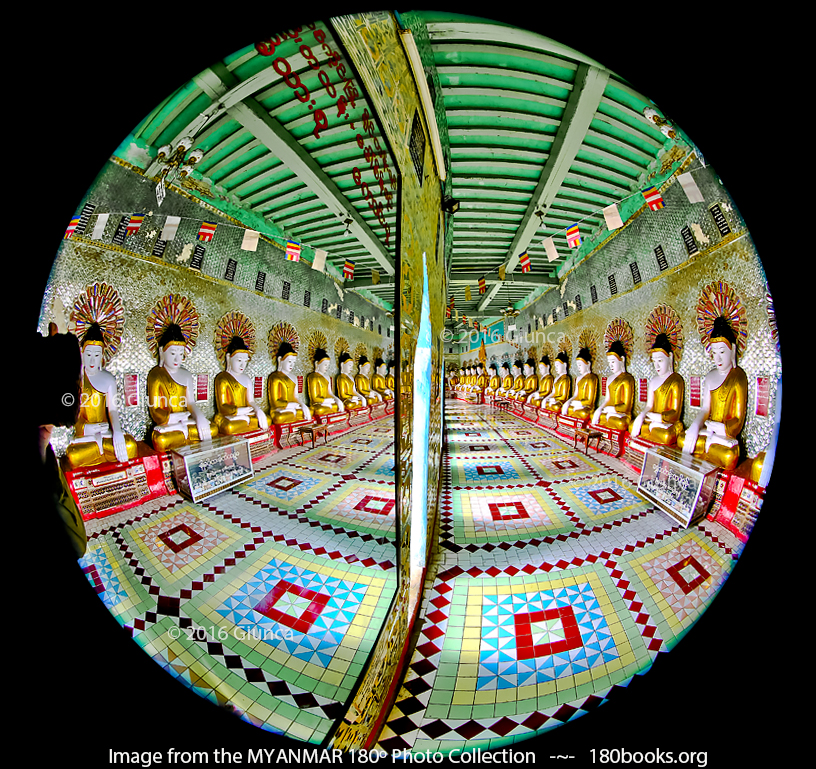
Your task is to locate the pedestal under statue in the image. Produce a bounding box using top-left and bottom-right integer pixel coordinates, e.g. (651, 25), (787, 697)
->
(592, 341), (635, 430)
(214, 336), (268, 436)
(66, 323), (138, 468)
(148, 324), (218, 452)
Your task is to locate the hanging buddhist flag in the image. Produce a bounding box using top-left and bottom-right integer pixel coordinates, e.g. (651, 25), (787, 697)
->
(64, 215), (81, 239)
(285, 239), (301, 261)
(241, 229), (260, 251)
(126, 214), (145, 236)
(478, 277), (486, 294)
(465, 285), (472, 301)
(343, 260), (355, 279)
(603, 204), (623, 230)
(371, 269), (381, 285)
(161, 215), (181, 241)
(449, 295), (455, 306)
(566, 224), (581, 248)
(519, 251), (531, 273)
(90, 213), (109, 240)
(643, 186), (665, 211)
(678, 172), (704, 204)
(498, 265), (506, 281)
(474, 321), (480, 331)
(446, 305), (451, 318)
(312, 248), (327, 273)
(544, 236), (559, 262)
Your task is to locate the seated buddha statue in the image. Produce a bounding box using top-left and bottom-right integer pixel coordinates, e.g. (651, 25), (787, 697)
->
(678, 317), (748, 471)
(147, 324), (218, 452)
(509, 362), (526, 401)
(306, 348), (343, 416)
(630, 334), (684, 445)
(484, 363), (501, 398)
(213, 335), (269, 436)
(355, 356), (381, 404)
(592, 341), (635, 430)
(336, 352), (366, 410)
(458, 366), (471, 392)
(267, 341), (311, 424)
(474, 364), (487, 396)
(527, 356), (554, 407)
(543, 352), (572, 412)
(495, 363), (514, 397)
(387, 361), (396, 394)
(372, 358), (394, 400)
(564, 348), (598, 418)
(66, 323), (139, 468)
(522, 359), (538, 402)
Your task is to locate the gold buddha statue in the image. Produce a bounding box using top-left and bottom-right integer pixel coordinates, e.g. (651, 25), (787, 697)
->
(527, 356), (554, 407)
(564, 348), (598, 418)
(495, 362), (514, 397)
(306, 348), (343, 416)
(336, 352), (366, 410)
(214, 335), (269, 436)
(543, 352), (572, 412)
(484, 363), (501, 397)
(355, 356), (381, 404)
(267, 341), (311, 425)
(147, 324), (218, 452)
(509, 362), (526, 401)
(66, 323), (139, 468)
(630, 334), (685, 445)
(372, 357), (394, 400)
(387, 361), (396, 394)
(522, 358), (538, 401)
(474, 363), (487, 395)
(592, 340), (635, 430)
(678, 317), (748, 471)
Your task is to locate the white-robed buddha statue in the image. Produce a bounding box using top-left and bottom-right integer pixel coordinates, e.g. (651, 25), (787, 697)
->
(213, 336), (268, 436)
(678, 317), (748, 471)
(66, 323), (139, 468)
(147, 324), (218, 452)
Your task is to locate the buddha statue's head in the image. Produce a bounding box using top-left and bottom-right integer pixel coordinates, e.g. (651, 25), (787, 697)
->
(512, 362), (521, 377)
(477, 364), (484, 375)
(489, 363), (498, 378)
(606, 341), (626, 375)
(555, 352), (569, 377)
(277, 341), (297, 375)
(501, 362), (510, 377)
(649, 334), (674, 376)
(709, 316), (738, 372)
(158, 324), (187, 373)
(358, 355), (371, 377)
(576, 348), (592, 376)
(524, 358), (535, 377)
(80, 323), (106, 376)
(539, 355), (551, 377)
(374, 357), (386, 376)
(314, 348), (331, 376)
(225, 336), (251, 376)
(339, 352), (354, 375)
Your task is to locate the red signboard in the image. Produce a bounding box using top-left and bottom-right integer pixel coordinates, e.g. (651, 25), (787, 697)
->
(196, 373), (208, 402)
(639, 378), (648, 402)
(254, 376), (263, 400)
(601, 376), (607, 396)
(297, 375), (303, 393)
(755, 376), (769, 417)
(124, 373), (139, 407)
(690, 376), (701, 408)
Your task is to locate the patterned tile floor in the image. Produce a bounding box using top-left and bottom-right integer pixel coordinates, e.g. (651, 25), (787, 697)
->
(78, 417), (396, 744)
(376, 400), (750, 756)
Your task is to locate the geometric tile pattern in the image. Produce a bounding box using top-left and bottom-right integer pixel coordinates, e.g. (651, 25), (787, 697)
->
(297, 481), (396, 539)
(376, 400), (737, 756)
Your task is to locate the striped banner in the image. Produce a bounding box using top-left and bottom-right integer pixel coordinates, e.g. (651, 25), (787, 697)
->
(566, 224), (581, 248)
(285, 239), (301, 261)
(643, 186), (665, 211)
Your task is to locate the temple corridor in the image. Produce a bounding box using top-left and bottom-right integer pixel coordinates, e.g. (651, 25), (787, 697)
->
(376, 399), (745, 754)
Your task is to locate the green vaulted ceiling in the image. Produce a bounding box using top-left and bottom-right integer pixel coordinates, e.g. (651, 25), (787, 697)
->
(114, 11), (691, 320)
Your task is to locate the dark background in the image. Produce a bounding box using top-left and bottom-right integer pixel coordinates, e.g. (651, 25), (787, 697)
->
(20, 4), (793, 765)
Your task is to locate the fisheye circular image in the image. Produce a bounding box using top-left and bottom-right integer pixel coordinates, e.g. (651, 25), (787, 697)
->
(27, 7), (786, 766)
